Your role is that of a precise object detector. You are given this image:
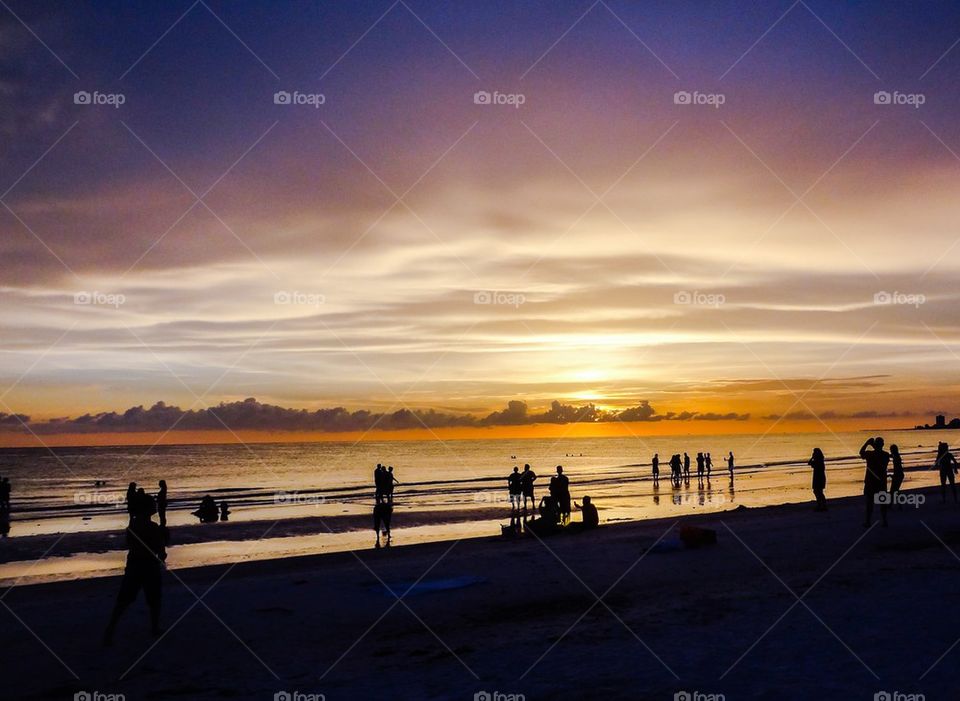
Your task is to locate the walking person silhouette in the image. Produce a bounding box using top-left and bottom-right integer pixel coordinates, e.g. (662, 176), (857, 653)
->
(808, 447), (827, 511)
(860, 437), (889, 527)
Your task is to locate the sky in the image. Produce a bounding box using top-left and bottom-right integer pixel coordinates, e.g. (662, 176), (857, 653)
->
(2, 0), (960, 444)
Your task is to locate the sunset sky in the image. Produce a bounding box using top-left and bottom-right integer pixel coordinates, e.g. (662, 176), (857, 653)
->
(2, 1), (960, 443)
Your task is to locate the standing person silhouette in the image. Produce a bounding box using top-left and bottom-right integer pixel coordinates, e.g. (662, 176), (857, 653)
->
(156, 480), (168, 528)
(683, 453), (690, 479)
(520, 464), (537, 512)
(808, 448), (827, 511)
(125, 482), (137, 524)
(669, 454), (682, 487)
(551, 465), (571, 523)
(386, 466), (400, 503)
(705, 453), (713, 478)
(651, 453), (659, 484)
(373, 464), (385, 504)
(0, 476), (10, 511)
(888, 445), (904, 508)
(860, 437), (889, 527)
(936, 442), (958, 503)
(696, 452), (705, 481)
(726, 451), (735, 479)
(507, 466), (522, 513)
(103, 492), (167, 645)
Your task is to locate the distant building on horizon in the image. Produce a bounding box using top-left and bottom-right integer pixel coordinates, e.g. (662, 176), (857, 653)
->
(936, 414), (946, 428)
(916, 414), (960, 430)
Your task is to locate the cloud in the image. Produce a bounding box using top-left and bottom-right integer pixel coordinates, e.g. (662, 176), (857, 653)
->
(9, 397), (750, 434)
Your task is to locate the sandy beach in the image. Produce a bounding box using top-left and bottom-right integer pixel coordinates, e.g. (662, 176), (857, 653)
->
(2, 484), (957, 701)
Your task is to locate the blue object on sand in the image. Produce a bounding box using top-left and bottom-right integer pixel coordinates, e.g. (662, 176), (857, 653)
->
(376, 576), (486, 597)
(650, 537), (684, 553)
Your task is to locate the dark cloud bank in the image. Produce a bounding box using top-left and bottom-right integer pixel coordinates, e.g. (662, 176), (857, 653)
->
(0, 398), (750, 435)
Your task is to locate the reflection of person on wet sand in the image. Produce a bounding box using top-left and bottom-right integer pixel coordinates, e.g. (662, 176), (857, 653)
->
(374, 502), (392, 548)
(103, 491), (167, 645)
(860, 437), (889, 527)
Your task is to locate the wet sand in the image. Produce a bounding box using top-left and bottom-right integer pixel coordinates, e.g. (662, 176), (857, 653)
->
(2, 484), (958, 700)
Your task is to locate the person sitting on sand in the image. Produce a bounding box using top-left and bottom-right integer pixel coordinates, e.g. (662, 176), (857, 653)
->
(193, 495), (219, 524)
(808, 448), (827, 511)
(860, 437), (889, 527)
(374, 501), (392, 548)
(888, 445), (904, 508)
(574, 496), (599, 529)
(936, 442), (958, 503)
(538, 494), (561, 525)
(521, 464), (537, 512)
(103, 491), (167, 645)
(219, 501), (231, 521)
(507, 466), (522, 512)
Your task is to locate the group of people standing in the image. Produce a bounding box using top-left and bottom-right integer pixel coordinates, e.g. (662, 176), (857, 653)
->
(504, 463), (598, 534)
(373, 464), (400, 547)
(652, 451), (735, 486)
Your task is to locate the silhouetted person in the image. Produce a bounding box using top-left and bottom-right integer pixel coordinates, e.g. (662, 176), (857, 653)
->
(651, 453), (659, 483)
(218, 501), (230, 521)
(669, 454), (682, 487)
(808, 448), (827, 511)
(705, 453), (713, 477)
(0, 509), (8, 537)
(374, 464), (385, 504)
(683, 453), (690, 479)
(521, 464), (537, 511)
(125, 482), (137, 524)
(726, 451), (735, 478)
(889, 445), (904, 508)
(696, 452), (705, 479)
(507, 466), (522, 512)
(549, 465), (571, 522)
(386, 466), (399, 503)
(860, 437), (889, 527)
(103, 492), (167, 645)
(577, 496), (599, 528)
(936, 441), (958, 503)
(156, 480), (168, 528)
(374, 501), (392, 547)
(193, 495), (218, 523)
(0, 476), (10, 511)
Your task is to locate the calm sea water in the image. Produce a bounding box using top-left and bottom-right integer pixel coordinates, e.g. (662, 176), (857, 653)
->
(0, 430), (951, 583)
